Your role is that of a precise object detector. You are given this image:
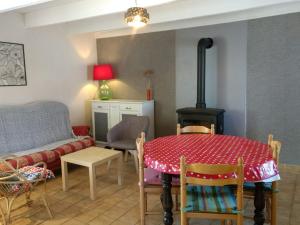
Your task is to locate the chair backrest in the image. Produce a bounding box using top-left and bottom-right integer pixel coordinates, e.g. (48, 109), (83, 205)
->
(268, 134), (281, 165)
(180, 156), (244, 212)
(268, 135), (281, 192)
(118, 116), (149, 140)
(136, 132), (146, 187)
(268, 134), (274, 145)
(177, 124), (215, 135)
(271, 140), (281, 165)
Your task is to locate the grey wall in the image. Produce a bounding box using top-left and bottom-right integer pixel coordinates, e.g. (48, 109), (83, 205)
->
(97, 22), (248, 137)
(176, 22), (248, 136)
(247, 13), (300, 164)
(96, 13), (300, 164)
(97, 31), (176, 137)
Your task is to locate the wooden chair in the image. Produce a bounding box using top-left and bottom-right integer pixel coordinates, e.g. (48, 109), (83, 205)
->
(180, 156), (244, 225)
(177, 124), (215, 135)
(243, 134), (281, 225)
(136, 132), (180, 225)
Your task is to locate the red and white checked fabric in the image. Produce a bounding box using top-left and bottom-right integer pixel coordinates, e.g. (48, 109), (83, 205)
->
(1, 137), (95, 170)
(144, 134), (279, 182)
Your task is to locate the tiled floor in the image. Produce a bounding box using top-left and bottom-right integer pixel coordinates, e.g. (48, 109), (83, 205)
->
(4, 158), (300, 225)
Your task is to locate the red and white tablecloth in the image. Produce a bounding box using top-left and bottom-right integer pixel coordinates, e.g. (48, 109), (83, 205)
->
(144, 134), (280, 182)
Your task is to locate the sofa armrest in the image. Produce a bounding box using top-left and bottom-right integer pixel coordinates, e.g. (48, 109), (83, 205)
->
(72, 126), (90, 136)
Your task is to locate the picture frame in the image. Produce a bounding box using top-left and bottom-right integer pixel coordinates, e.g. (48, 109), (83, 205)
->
(0, 41), (27, 86)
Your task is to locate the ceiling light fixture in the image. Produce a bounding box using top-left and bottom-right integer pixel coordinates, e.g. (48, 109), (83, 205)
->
(125, 0), (149, 28)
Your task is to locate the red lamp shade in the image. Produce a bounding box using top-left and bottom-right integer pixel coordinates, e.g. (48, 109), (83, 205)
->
(93, 64), (114, 80)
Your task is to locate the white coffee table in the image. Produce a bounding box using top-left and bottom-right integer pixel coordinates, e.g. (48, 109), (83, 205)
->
(60, 147), (123, 200)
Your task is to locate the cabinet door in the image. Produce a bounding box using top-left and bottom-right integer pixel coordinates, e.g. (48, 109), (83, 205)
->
(93, 110), (109, 142)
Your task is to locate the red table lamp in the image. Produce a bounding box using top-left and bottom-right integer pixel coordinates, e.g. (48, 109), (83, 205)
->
(93, 64), (114, 100)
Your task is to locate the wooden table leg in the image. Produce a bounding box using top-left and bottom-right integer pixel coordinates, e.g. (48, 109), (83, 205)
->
(161, 173), (173, 225)
(117, 154), (123, 185)
(89, 165), (96, 200)
(254, 182), (265, 225)
(61, 160), (68, 191)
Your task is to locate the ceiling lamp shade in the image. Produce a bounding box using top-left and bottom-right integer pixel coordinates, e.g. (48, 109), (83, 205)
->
(93, 64), (114, 80)
(125, 7), (149, 28)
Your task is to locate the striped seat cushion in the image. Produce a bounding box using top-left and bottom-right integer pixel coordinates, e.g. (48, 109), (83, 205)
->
(243, 182), (272, 191)
(184, 186), (237, 213)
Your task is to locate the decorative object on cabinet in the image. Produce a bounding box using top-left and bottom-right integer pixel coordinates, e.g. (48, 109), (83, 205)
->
(93, 64), (114, 100)
(91, 99), (154, 143)
(0, 42), (26, 86)
(144, 70), (153, 100)
(125, 0), (149, 28)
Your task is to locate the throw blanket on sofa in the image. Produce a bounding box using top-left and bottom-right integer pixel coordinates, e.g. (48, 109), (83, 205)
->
(0, 101), (73, 154)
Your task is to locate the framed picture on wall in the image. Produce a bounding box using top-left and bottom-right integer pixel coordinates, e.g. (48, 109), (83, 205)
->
(0, 41), (27, 86)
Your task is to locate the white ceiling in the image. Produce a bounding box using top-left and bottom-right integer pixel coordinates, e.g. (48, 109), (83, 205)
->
(0, 0), (73, 13)
(2, 0), (300, 37)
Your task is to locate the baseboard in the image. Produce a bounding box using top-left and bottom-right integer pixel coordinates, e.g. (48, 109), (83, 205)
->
(279, 163), (300, 174)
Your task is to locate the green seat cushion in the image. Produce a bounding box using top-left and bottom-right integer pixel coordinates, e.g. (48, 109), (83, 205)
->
(184, 186), (238, 214)
(243, 182), (272, 191)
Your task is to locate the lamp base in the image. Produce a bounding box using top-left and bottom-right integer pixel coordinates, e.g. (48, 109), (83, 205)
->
(98, 80), (112, 100)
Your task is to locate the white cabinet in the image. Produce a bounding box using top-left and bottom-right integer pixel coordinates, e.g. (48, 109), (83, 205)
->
(91, 100), (154, 143)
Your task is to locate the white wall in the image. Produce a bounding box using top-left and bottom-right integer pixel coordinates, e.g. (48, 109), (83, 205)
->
(0, 13), (98, 125)
(176, 21), (247, 136)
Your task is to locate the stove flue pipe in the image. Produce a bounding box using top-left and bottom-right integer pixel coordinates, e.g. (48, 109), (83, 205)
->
(196, 38), (213, 109)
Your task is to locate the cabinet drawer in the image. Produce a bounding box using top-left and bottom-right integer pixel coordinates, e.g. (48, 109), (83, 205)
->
(120, 103), (141, 112)
(92, 102), (109, 110)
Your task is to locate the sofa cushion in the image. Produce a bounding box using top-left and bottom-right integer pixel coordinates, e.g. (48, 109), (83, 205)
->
(0, 101), (73, 154)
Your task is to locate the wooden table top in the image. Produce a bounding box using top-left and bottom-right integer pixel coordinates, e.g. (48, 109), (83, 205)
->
(61, 147), (122, 167)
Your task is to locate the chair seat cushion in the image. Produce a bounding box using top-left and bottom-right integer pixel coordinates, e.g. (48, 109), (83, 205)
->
(109, 139), (136, 150)
(243, 182), (272, 191)
(19, 166), (55, 181)
(184, 186), (237, 213)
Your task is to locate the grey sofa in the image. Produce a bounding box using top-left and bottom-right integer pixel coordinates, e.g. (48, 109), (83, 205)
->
(0, 101), (94, 170)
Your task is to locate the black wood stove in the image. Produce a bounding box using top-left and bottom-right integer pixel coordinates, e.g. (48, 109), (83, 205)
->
(176, 38), (225, 134)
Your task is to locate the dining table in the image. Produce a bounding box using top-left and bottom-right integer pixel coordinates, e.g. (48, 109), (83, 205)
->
(144, 134), (280, 225)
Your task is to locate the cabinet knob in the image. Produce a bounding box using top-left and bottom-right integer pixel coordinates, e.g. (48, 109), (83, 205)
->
(126, 107), (131, 110)
(97, 106), (102, 109)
